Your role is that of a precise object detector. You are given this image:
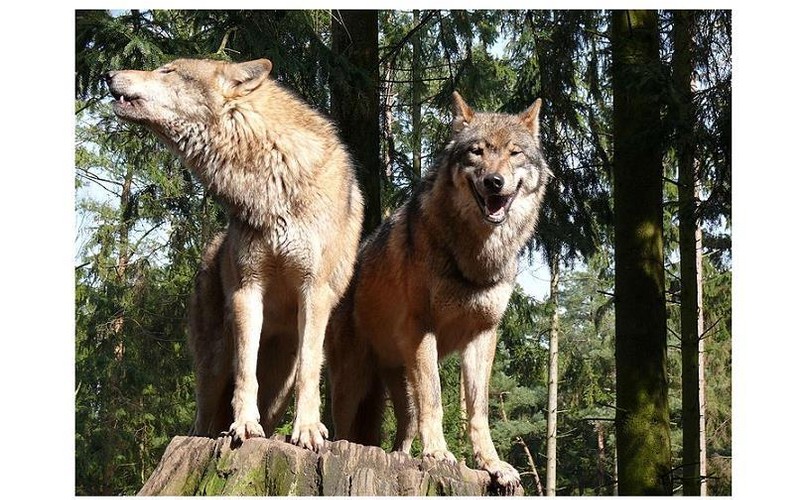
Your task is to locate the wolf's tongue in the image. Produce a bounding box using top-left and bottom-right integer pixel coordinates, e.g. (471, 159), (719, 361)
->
(486, 195), (509, 214)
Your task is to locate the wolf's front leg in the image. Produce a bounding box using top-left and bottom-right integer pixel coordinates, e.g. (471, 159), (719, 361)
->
(407, 331), (456, 463)
(290, 284), (334, 452)
(462, 328), (521, 494)
(228, 282), (266, 443)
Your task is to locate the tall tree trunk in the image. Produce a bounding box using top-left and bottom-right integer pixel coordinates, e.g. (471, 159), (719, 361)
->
(673, 10), (708, 496)
(411, 9), (423, 179)
(382, 62), (396, 190)
(459, 371), (467, 442)
(101, 162), (135, 494)
(613, 444), (618, 496)
(330, 10), (381, 237)
(545, 252), (560, 496)
(595, 421), (606, 495)
(611, 10), (672, 495)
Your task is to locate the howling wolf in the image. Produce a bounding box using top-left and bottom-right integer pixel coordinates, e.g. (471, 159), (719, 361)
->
(106, 58), (364, 451)
(326, 91), (550, 491)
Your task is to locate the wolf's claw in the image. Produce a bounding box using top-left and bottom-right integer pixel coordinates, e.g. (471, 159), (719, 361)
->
(291, 421), (328, 452)
(228, 419), (265, 445)
(423, 448), (457, 464)
(480, 458), (521, 495)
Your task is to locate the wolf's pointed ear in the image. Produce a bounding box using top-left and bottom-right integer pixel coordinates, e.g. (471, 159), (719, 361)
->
(226, 59), (273, 97)
(520, 98), (542, 138)
(451, 91), (475, 133)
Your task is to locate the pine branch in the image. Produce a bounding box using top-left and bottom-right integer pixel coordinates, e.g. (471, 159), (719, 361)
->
(216, 27), (237, 55)
(379, 10), (438, 65)
(76, 97), (103, 116)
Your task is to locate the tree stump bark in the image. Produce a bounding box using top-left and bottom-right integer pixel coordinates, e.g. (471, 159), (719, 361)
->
(138, 435), (523, 496)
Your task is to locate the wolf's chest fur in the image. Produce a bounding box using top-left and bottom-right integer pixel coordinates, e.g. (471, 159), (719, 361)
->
(429, 276), (514, 355)
(177, 132), (318, 231)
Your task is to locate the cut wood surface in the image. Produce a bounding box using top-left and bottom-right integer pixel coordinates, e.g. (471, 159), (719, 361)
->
(138, 435), (524, 496)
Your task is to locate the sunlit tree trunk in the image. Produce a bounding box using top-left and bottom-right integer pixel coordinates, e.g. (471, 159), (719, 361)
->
(546, 252), (560, 496)
(382, 62), (396, 190)
(611, 9), (672, 495)
(673, 10), (708, 496)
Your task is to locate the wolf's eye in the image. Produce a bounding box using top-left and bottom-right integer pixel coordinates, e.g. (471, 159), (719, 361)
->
(158, 67), (175, 74)
(470, 146), (484, 156)
(511, 149), (523, 157)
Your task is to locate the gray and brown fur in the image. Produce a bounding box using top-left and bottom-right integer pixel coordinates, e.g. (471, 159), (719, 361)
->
(106, 58), (363, 451)
(326, 92), (550, 491)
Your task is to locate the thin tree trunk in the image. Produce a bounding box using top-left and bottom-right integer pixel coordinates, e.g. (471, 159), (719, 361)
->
(411, 9), (423, 179)
(459, 370), (467, 444)
(611, 9), (672, 495)
(595, 421), (606, 495)
(546, 253), (560, 496)
(112, 164), (134, 361)
(673, 10), (708, 496)
(101, 162), (135, 494)
(330, 10), (381, 237)
(382, 62), (396, 187)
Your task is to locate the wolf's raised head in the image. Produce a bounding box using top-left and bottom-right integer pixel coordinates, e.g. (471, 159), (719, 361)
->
(444, 91), (550, 227)
(105, 58), (272, 154)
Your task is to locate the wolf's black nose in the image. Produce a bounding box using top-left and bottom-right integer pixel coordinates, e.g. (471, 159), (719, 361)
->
(483, 173), (505, 193)
(104, 71), (117, 84)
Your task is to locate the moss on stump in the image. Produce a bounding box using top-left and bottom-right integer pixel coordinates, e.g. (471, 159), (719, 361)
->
(138, 435), (523, 496)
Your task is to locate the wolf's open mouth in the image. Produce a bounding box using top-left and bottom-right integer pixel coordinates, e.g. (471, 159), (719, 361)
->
(469, 179), (521, 225)
(110, 90), (143, 108)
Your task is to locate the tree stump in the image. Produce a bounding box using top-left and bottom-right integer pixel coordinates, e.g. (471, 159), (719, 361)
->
(138, 435), (523, 496)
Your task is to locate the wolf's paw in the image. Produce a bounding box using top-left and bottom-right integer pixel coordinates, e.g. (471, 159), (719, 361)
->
(479, 458), (521, 495)
(228, 419), (265, 445)
(291, 421), (328, 452)
(422, 448), (457, 464)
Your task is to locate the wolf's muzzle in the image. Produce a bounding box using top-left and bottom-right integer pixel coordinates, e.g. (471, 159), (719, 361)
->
(482, 173), (505, 194)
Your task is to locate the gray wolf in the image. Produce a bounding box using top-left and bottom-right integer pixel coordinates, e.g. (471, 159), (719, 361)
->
(106, 58), (364, 451)
(326, 91), (550, 491)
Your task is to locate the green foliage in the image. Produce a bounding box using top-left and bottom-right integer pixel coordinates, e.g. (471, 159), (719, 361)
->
(75, 11), (226, 495)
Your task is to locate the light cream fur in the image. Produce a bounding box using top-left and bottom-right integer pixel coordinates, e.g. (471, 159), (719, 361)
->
(108, 58), (363, 451)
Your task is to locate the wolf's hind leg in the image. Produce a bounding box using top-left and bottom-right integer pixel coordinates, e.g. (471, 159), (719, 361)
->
(351, 374), (386, 446)
(191, 353), (233, 437)
(327, 303), (378, 445)
(257, 330), (299, 435)
(329, 359), (379, 445)
(386, 366), (417, 453)
(188, 237), (232, 437)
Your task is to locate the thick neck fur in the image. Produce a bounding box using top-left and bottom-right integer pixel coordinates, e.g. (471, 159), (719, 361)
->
(417, 161), (546, 287)
(154, 81), (340, 230)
